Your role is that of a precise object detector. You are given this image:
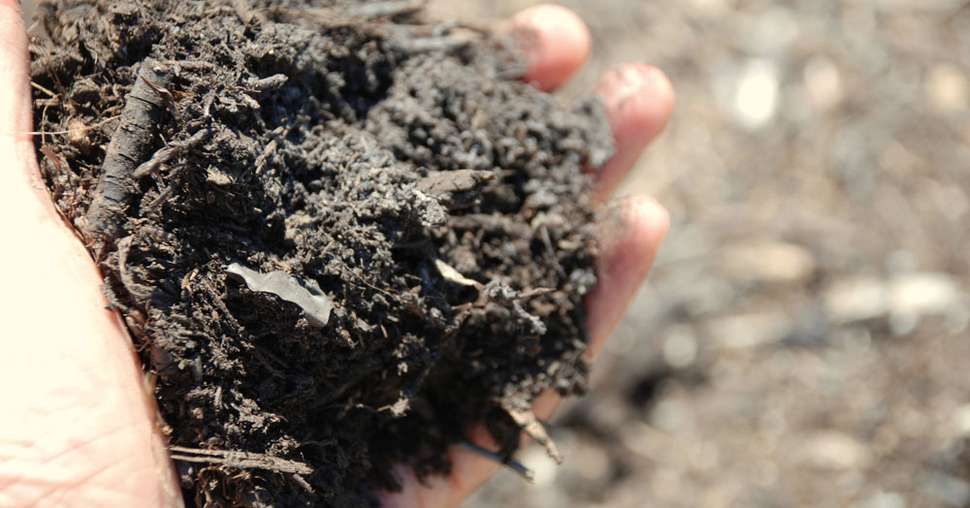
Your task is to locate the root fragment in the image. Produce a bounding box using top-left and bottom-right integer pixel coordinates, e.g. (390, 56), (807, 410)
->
(30, 81), (58, 98)
(169, 446), (313, 475)
(502, 404), (563, 464)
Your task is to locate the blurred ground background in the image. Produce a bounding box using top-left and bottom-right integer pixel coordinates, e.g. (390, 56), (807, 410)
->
(22, 0), (970, 506)
(429, 1), (970, 507)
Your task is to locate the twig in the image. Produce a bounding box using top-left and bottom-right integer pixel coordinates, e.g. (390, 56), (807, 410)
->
(82, 59), (173, 257)
(254, 139), (277, 174)
(169, 446), (313, 475)
(30, 81), (58, 98)
(133, 128), (210, 179)
(345, 0), (425, 19)
(516, 287), (555, 300)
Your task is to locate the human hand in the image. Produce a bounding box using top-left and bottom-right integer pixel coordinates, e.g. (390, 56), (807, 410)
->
(0, 2), (672, 507)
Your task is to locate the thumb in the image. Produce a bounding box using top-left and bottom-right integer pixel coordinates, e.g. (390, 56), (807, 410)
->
(1, 0), (57, 214)
(0, 0), (30, 136)
(0, 3), (183, 507)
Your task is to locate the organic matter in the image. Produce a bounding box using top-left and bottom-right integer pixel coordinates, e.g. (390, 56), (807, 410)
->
(30, 1), (613, 505)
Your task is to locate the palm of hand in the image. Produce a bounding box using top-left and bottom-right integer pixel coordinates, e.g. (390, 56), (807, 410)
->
(0, 3), (672, 507)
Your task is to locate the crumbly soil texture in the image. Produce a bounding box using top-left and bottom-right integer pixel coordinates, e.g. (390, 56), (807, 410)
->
(30, 1), (613, 506)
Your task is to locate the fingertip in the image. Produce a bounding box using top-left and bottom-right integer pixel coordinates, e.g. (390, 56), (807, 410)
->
(594, 64), (675, 200)
(599, 197), (669, 266)
(630, 196), (671, 252)
(506, 4), (591, 91)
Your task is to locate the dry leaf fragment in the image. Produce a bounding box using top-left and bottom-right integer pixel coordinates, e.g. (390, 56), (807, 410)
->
(226, 263), (333, 327)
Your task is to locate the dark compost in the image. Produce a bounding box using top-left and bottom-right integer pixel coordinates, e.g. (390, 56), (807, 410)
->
(30, 0), (614, 505)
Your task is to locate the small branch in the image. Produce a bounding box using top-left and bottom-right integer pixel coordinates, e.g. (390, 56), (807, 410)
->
(82, 59), (173, 257)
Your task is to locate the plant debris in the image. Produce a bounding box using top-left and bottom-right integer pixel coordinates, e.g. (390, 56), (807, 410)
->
(30, 0), (613, 506)
(226, 263), (334, 327)
(169, 446), (314, 476)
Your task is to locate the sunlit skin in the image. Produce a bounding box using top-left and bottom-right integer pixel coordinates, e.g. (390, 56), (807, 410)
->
(0, 3), (673, 507)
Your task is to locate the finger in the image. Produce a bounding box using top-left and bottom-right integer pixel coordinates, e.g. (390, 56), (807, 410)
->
(380, 197), (670, 508)
(0, 0), (32, 137)
(533, 197), (670, 416)
(503, 4), (591, 91)
(379, 427), (499, 508)
(584, 196), (670, 358)
(1, 0), (61, 211)
(594, 64), (675, 201)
